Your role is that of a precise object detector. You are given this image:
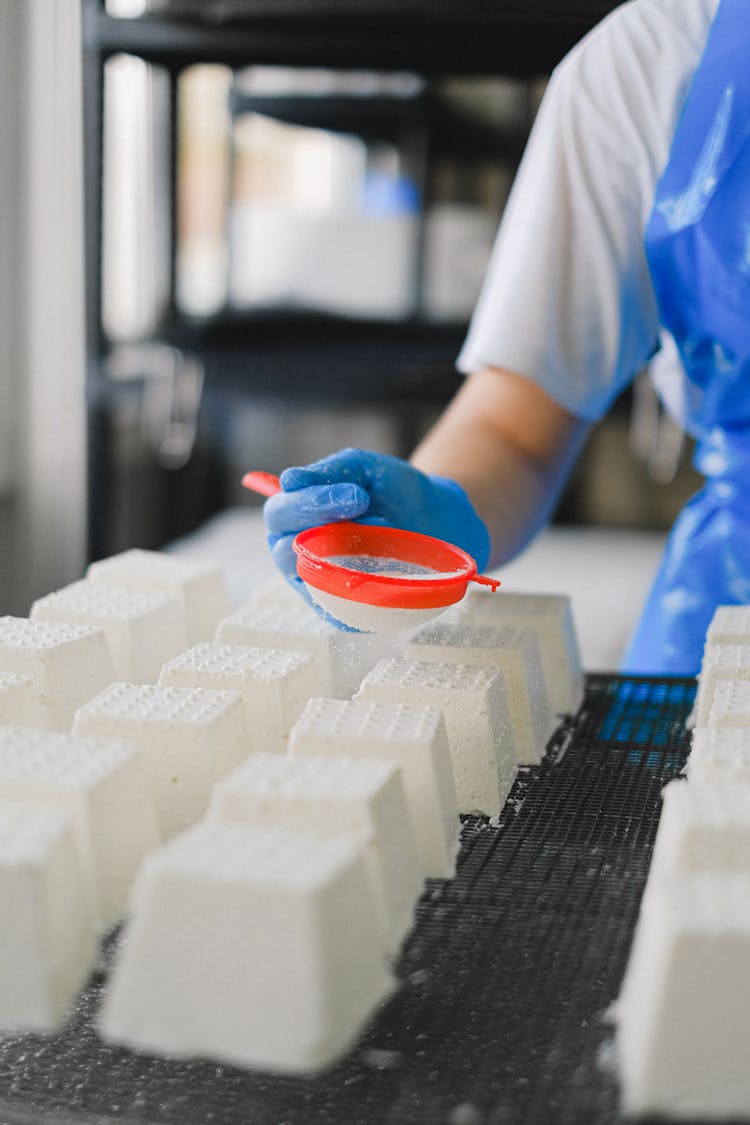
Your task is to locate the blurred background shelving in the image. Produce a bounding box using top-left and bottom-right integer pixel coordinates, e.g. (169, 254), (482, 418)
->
(81, 0), (702, 567)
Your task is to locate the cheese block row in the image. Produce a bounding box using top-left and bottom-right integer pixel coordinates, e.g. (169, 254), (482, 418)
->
(0, 548), (232, 728)
(96, 581), (582, 1072)
(615, 604), (750, 1119)
(0, 553), (583, 1076)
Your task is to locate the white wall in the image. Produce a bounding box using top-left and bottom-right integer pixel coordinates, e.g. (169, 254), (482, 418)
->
(0, 3), (22, 499)
(0, 0), (87, 612)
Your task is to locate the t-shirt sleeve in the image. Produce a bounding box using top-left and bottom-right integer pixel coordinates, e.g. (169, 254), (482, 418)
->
(456, 0), (711, 422)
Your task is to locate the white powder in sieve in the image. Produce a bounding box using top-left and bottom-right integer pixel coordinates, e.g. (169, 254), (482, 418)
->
(326, 555), (461, 580)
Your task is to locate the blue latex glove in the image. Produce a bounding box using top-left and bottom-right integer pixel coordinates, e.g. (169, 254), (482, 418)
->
(264, 448), (491, 603)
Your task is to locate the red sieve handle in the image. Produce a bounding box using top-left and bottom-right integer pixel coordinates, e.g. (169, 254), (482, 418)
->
(471, 574), (501, 592)
(242, 471), (281, 498)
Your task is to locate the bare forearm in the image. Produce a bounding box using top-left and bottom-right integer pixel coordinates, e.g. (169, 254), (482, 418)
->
(411, 367), (589, 568)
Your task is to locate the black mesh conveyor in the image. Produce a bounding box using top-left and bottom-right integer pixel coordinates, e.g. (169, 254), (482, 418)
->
(0, 674), (698, 1125)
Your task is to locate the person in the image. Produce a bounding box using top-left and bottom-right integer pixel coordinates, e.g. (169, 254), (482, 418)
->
(264, 0), (750, 677)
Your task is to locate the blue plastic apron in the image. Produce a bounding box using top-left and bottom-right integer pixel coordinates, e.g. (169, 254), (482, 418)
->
(623, 0), (750, 675)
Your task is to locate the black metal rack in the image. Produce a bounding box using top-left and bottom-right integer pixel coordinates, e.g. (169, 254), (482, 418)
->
(0, 673), (696, 1124)
(83, 3), (623, 74)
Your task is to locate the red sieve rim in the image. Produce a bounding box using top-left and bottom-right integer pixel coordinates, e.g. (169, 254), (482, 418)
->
(293, 521), (499, 610)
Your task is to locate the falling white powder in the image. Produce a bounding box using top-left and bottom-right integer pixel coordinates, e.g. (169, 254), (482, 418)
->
(308, 588), (450, 633)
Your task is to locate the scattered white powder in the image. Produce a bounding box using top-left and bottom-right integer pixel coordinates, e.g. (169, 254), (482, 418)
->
(308, 589), (450, 633)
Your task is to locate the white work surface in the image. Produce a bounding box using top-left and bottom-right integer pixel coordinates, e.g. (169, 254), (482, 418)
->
(168, 509), (665, 673)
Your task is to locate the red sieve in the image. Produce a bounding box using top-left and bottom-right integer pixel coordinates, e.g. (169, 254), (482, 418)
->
(242, 470), (500, 630)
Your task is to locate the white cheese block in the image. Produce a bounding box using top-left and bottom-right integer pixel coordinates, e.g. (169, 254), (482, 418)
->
(73, 683), (250, 838)
(208, 752), (422, 952)
(0, 672), (42, 728)
(215, 601), (394, 698)
(289, 696), (458, 878)
(355, 657), (516, 817)
(99, 820), (393, 1073)
(686, 726), (750, 784)
(691, 643), (750, 729)
(0, 617), (115, 731)
(650, 778), (750, 878)
(615, 873), (750, 1118)
(455, 590), (583, 714)
(0, 802), (96, 1031)
(159, 642), (316, 753)
(87, 548), (230, 645)
(706, 679), (750, 729)
(246, 576), (305, 609)
(31, 580), (188, 685)
(0, 726), (160, 929)
(407, 622), (555, 764)
(705, 605), (750, 647)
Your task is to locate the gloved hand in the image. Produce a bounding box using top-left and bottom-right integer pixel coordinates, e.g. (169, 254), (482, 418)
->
(264, 448), (491, 598)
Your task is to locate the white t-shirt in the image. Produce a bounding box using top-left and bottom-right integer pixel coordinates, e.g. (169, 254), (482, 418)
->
(457, 0), (720, 424)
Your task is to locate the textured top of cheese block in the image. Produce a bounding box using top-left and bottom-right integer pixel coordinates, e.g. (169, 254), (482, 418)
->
(0, 672), (32, 693)
(701, 643), (750, 666)
(219, 602), (334, 640)
(141, 819), (363, 891)
(688, 727), (750, 775)
(216, 752), (397, 802)
(0, 726), (137, 788)
(411, 621), (534, 653)
(693, 646), (750, 728)
(360, 656), (499, 695)
(295, 696), (443, 743)
(77, 682), (243, 726)
(709, 679), (750, 722)
(163, 643), (311, 681)
(32, 581), (179, 623)
(87, 548), (223, 584)
(0, 802), (73, 864)
(707, 606), (750, 644)
(700, 642), (750, 675)
(0, 616), (104, 653)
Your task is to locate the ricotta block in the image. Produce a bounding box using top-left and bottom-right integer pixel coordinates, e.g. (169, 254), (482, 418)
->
(705, 604), (750, 647)
(0, 726), (160, 929)
(87, 548), (230, 645)
(73, 683), (250, 838)
(706, 679), (750, 729)
(0, 802), (96, 1031)
(455, 590), (583, 714)
(686, 726), (750, 785)
(158, 642), (316, 753)
(0, 617), (115, 730)
(31, 580), (188, 684)
(0, 672), (42, 727)
(208, 752), (422, 952)
(615, 873), (750, 1118)
(216, 601), (394, 698)
(289, 696), (458, 878)
(355, 657), (515, 817)
(99, 820), (394, 1073)
(691, 643), (750, 729)
(650, 778), (750, 878)
(247, 576), (305, 609)
(407, 622), (555, 765)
